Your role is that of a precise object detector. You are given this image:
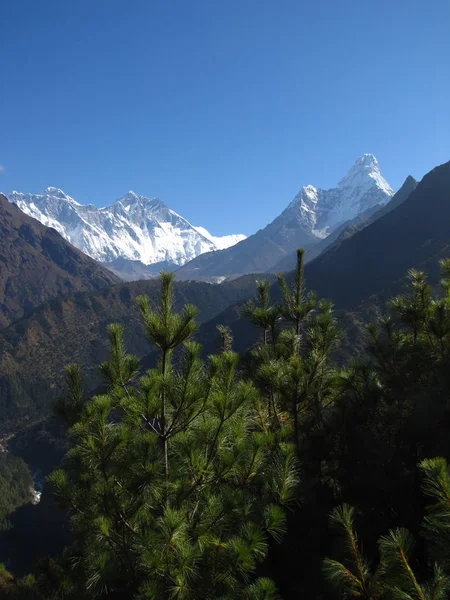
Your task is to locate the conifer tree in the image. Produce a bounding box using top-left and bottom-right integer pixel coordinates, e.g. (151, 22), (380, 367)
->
(323, 503), (382, 599)
(420, 457), (450, 571)
(216, 325), (233, 353)
(47, 272), (298, 599)
(242, 251), (339, 462)
(324, 501), (450, 600)
(276, 248), (316, 341)
(241, 280), (280, 345)
(53, 363), (85, 428)
(136, 272), (197, 481)
(16, 255), (450, 600)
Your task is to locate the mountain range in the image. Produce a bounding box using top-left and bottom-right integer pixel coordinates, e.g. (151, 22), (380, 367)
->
(6, 188), (246, 279)
(175, 154), (394, 281)
(3, 154), (450, 436)
(270, 174), (418, 273)
(1, 152), (450, 589)
(194, 161), (450, 356)
(5, 154), (392, 282)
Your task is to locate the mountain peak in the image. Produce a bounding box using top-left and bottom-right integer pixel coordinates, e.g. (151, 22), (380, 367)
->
(37, 187), (82, 206)
(124, 190), (139, 199)
(42, 187), (70, 198)
(114, 191), (168, 212)
(355, 153), (378, 167)
(43, 186), (64, 193)
(339, 154), (379, 184)
(338, 154), (393, 195)
(116, 190), (140, 206)
(286, 154), (394, 236)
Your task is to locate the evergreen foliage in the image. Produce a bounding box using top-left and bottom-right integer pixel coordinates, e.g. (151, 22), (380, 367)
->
(276, 248), (316, 338)
(5, 252), (450, 600)
(242, 280), (280, 346)
(323, 468), (450, 600)
(42, 272), (298, 599)
(0, 454), (33, 532)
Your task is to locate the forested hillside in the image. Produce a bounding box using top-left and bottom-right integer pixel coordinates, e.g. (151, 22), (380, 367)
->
(3, 253), (450, 599)
(0, 275), (269, 430)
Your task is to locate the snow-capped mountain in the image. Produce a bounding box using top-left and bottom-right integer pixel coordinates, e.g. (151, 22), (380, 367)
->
(289, 153), (394, 237)
(6, 188), (246, 267)
(193, 226), (246, 250)
(176, 154), (394, 281)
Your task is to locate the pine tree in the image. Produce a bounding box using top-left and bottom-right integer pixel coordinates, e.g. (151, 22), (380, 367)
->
(324, 502), (450, 600)
(323, 503), (382, 599)
(241, 280), (280, 345)
(420, 457), (450, 571)
(216, 325), (233, 353)
(276, 248), (316, 342)
(47, 273), (298, 599)
(53, 363), (85, 428)
(243, 251), (339, 462)
(16, 256), (450, 600)
(136, 272), (198, 483)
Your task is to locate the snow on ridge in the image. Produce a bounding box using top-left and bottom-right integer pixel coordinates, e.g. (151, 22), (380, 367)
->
(338, 154), (393, 197)
(288, 154), (394, 236)
(5, 154), (393, 272)
(193, 226), (247, 250)
(6, 188), (245, 267)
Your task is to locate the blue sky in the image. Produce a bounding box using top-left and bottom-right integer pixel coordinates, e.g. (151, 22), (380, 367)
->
(1, 0), (449, 235)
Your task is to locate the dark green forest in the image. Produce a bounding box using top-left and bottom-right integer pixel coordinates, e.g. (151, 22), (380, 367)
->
(3, 250), (450, 599)
(0, 455), (33, 533)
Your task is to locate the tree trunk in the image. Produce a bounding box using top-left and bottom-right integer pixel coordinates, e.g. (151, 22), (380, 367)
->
(293, 396), (299, 453)
(161, 348), (169, 483)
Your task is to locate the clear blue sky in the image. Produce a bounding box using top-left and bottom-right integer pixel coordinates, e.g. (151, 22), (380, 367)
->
(1, 0), (449, 235)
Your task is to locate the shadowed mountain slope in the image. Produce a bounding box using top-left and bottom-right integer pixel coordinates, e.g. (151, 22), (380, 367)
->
(194, 161), (450, 354)
(175, 154), (393, 281)
(0, 194), (119, 327)
(304, 162), (450, 307)
(0, 274), (266, 429)
(271, 175), (418, 273)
